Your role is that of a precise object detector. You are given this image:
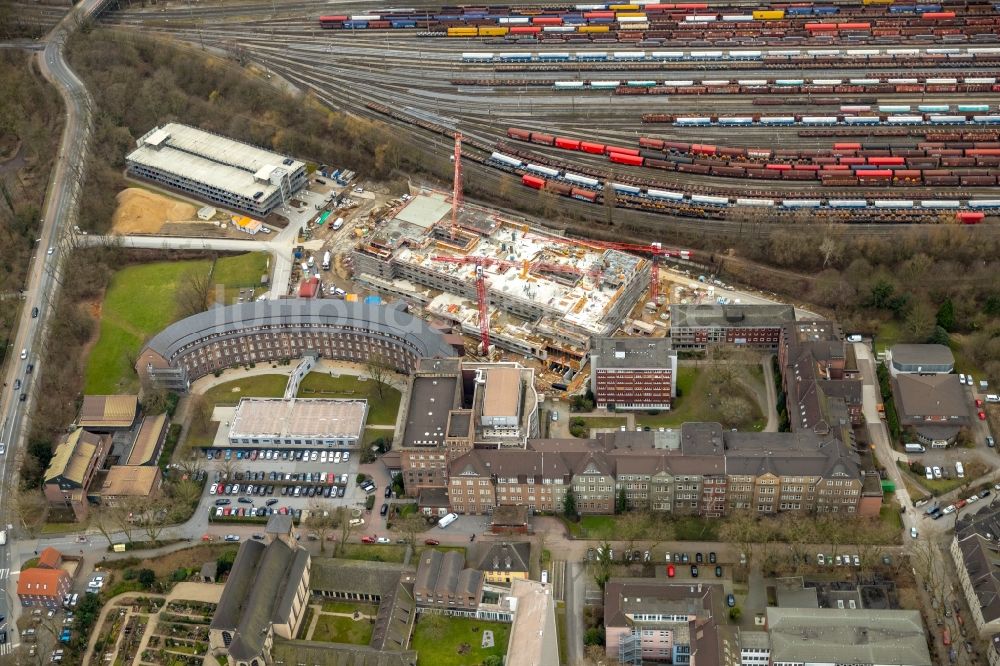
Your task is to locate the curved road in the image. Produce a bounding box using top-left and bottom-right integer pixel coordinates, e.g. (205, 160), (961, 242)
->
(0, 0), (105, 648)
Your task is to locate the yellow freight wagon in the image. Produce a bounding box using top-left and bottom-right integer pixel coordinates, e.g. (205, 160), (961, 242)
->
(478, 26), (509, 36)
(447, 26), (478, 36)
(862, 0), (893, 4)
(609, 3), (639, 10)
(617, 21), (649, 28)
(752, 9), (785, 19)
(579, 24), (611, 32)
(615, 12), (647, 18)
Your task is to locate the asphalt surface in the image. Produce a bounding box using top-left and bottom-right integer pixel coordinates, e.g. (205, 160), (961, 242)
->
(0, 0), (105, 650)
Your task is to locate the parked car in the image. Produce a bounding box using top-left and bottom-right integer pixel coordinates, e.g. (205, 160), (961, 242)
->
(667, 564), (675, 577)
(380, 504), (389, 516)
(376, 537), (391, 544)
(224, 534), (240, 542)
(424, 539), (440, 546)
(715, 565), (723, 577)
(690, 565), (699, 577)
(910, 527), (919, 539)
(727, 594), (736, 608)
(708, 552), (716, 564)
(361, 535), (376, 544)
(818, 554), (826, 566)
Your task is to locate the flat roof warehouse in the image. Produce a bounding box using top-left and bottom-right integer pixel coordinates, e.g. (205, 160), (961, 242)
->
(127, 123), (305, 202)
(229, 398), (368, 446)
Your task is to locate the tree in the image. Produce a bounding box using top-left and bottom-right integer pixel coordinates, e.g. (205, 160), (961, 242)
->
(305, 503), (337, 553)
(728, 606), (742, 621)
(334, 507), (357, 555)
(188, 394), (214, 436)
(10, 488), (48, 537)
(137, 569), (156, 588)
(929, 325), (950, 346)
(583, 627), (606, 646)
(89, 506), (119, 548)
(719, 512), (760, 566)
(419, 611), (448, 640)
(483, 656), (504, 666)
(365, 353), (394, 400)
(395, 513), (428, 546)
(904, 299), (935, 342)
(563, 486), (578, 521)
(594, 541), (613, 589)
(139, 374), (170, 416)
(174, 267), (213, 319)
(936, 298), (956, 332)
(818, 237), (842, 268)
(616, 487), (628, 514)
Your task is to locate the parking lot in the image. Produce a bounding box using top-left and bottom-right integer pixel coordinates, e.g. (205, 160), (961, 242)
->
(200, 447), (373, 521)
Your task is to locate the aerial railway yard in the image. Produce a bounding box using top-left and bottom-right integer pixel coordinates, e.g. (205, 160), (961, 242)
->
(101, 0), (1000, 231)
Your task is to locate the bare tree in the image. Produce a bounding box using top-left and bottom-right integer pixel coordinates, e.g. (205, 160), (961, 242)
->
(174, 267), (213, 319)
(334, 507), (357, 555)
(719, 511), (760, 566)
(10, 488), (48, 538)
(108, 502), (137, 544)
(305, 503), (336, 553)
(395, 513), (428, 547)
(819, 237), (842, 268)
(89, 506), (119, 548)
(365, 353), (394, 400)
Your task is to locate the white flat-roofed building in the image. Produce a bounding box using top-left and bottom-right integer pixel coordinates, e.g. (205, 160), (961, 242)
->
(126, 123), (307, 216)
(228, 398), (367, 448)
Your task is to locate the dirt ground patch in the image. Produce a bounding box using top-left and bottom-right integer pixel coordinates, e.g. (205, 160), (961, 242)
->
(111, 188), (198, 234)
(116, 544), (238, 579)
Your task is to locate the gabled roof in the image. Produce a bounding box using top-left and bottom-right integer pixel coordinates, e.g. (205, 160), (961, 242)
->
(604, 578), (716, 628)
(893, 373), (968, 420)
(210, 537), (311, 661)
(310, 558), (411, 597)
(471, 542), (531, 573)
(126, 413), (167, 466)
(78, 395), (138, 429)
(17, 568), (69, 597)
(44, 429), (103, 485)
(100, 466), (160, 497)
(37, 547), (62, 570)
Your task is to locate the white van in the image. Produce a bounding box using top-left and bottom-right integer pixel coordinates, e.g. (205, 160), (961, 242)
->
(986, 394), (1000, 403)
(847, 334), (863, 343)
(904, 443), (926, 454)
(437, 513), (458, 529)
(956, 462), (966, 478)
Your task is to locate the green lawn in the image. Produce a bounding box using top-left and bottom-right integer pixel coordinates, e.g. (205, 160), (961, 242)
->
(874, 319), (902, 353)
(83, 253), (269, 394)
(632, 365), (766, 431)
(299, 373), (402, 425)
(212, 253), (270, 301)
(897, 460), (986, 497)
(572, 417), (627, 434)
(364, 428), (394, 448)
(880, 504), (904, 532)
(335, 543), (408, 563)
(320, 601), (378, 615)
(568, 513), (720, 542)
(201, 373), (402, 426)
(410, 616), (510, 666)
(311, 614), (374, 645)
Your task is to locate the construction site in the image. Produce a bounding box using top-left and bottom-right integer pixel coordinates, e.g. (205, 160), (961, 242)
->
(351, 188), (656, 376)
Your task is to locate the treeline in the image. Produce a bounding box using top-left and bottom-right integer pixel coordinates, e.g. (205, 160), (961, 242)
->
(0, 50), (63, 365)
(65, 30), (438, 233)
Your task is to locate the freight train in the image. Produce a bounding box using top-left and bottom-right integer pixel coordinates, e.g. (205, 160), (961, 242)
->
(460, 46), (1000, 61)
(506, 129), (1000, 186)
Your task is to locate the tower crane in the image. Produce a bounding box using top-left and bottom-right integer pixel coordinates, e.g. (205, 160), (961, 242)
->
(431, 255), (517, 355)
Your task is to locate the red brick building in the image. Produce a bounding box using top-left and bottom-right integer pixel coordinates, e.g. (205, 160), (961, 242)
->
(17, 567), (71, 608)
(590, 338), (678, 410)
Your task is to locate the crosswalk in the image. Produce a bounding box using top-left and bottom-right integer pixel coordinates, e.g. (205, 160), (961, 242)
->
(0, 568), (10, 580)
(0, 640), (12, 656)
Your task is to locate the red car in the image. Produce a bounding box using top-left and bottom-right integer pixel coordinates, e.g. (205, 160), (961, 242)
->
(976, 399), (984, 408)
(362, 535), (376, 544)
(424, 539), (440, 546)
(667, 564), (675, 578)
(979, 411), (987, 421)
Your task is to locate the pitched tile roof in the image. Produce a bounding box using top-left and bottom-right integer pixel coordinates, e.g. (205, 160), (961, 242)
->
(44, 429), (103, 485)
(78, 395), (138, 429)
(17, 568), (69, 597)
(37, 547), (62, 570)
(471, 542), (531, 573)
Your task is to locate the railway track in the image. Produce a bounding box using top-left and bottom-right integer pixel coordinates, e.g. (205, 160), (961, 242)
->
(100, 0), (1000, 228)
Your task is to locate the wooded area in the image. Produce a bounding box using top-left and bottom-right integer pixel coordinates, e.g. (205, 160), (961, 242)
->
(0, 50), (63, 366)
(65, 29), (434, 234)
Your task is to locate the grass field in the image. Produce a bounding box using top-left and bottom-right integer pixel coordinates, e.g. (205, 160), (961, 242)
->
(566, 513), (720, 542)
(364, 428), (394, 448)
(84, 253), (269, 394)
(335, 543), (408, 563)
(572, 416), (627, 434)
(311, 614), (374, 645)
(410, 616), (510, 666)
(897, 459), (987, 497)
(201, 372), (402, 426)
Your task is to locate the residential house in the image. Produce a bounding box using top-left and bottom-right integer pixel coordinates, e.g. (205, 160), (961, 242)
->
(77, 395), (139, 431)
(951, 505), (1000, 635)
(99, 465), (163, 506)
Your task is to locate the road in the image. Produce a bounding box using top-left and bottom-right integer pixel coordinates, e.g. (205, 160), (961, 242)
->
(0, 0), (105, 649)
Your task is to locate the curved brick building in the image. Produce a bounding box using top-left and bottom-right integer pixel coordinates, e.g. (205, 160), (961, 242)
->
(136, 299), (458, 391)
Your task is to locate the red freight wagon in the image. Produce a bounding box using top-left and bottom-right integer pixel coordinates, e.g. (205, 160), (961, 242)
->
(580, 142), (606, 154)
(922, 11), (957, 18)
(571, 188), (597, 202)
(510, 26), (542, 33)
(833, 142), (862, 150)
(555, 137), (582, 150)
(868, 157), (905, 166)
(968, 149), (1000, 156)
(532, 16), (563, 24)
(522, 174), (545, 189)
(691, 144), (717, 155)
(840, 157), (867, 165)
(609, 152), (644, 166)
(584, 11), (615, 18)
(765, 163), (792, 170)
(530, 133), (556, 145)
(605, 146), (641, 156)
(837, 22), (871, 29)
(958, 211), (985, 224)
(805, 22), (838, 30)
(820, 165), (851, 171)
(857, 170), (893, 179)
(639, 137), (666, 149)
(507, 128), (531, 141)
